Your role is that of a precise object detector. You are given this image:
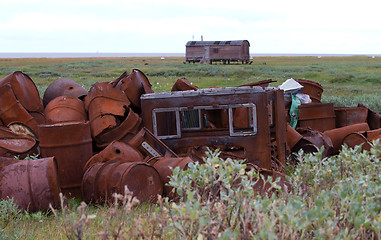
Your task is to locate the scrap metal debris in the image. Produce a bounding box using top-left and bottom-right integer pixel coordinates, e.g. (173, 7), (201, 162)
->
(0, 70), (380, 212)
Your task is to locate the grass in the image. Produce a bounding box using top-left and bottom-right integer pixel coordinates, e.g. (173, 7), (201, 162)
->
(1, 55), (380, 111)
(0, 56), (380, 239)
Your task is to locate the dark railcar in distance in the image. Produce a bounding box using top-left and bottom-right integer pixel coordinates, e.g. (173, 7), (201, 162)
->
(185, 40), (251, 64)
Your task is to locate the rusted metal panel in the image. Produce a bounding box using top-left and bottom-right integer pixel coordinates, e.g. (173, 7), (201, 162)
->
(298, 103), (336, 132)
(358, 104), (381, 130)
(334, 106), (368, 128)
(0, 84), (39, 136)
(38, 121), (93, 198)
(43, 78), (88, 107)
(128, 127), (178, 161)
(141, 87), (275, 169)
(0, 157), (61, 212)
(0, 71), (43, 112)
(323, 123), (370, 154)
(82, 161), (163, 204)
(44, 95), (87, 124)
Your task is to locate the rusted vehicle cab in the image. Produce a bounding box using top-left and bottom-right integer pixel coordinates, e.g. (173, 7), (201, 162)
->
(141, 87), (286, 169)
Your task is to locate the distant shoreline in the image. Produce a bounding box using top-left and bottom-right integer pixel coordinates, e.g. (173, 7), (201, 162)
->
(0, 52), (380, 58)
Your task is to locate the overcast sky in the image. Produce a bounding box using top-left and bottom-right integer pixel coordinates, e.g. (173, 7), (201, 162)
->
(1, 0), (380, 54)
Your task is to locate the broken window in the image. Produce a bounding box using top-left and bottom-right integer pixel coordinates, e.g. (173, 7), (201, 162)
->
(152, 104), (257, 139)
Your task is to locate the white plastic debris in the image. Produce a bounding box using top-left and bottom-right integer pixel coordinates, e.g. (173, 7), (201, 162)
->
(278, 78), (303, 92)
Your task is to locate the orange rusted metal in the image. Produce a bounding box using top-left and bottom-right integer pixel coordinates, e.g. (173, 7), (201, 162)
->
(248, 164), (291, 195)
(295, 79), (323, 103)
(0, 71), (43, 112)
(239, 79), (276, 88)
(298, 103), (336, 132)
(38, 121), (93, 198)
(292, 128), (334, 158)
(286, 124), (303, 150)
(334, 106), (368, 128)
(148, 156), (194, 199)
(94, 107), (142, 149)
(171, 78), (199, 91)
(84, 141), (144, 172)
(324, 123), (370, 154)
(43, 78), (88, 107)
(113, 69), (154, 113)
(343, 132), (371, 151)
(84, 82), (131, 139)
(0, 157), (61, 212)
(82, 161), (163, 204)
(0, 84), (39, 136)
(44, 95), (87, 124)
(0, 126), (38, 158)
(358, 103), (381, 130)
(141, 87), (285, 169)
(128, 127), (178, 161)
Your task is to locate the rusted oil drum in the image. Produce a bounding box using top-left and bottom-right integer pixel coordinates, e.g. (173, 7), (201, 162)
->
(114, 69), (154, 113)
(293, 128), (334, 158)
(0, 126), (38, 158)
(295, 79), (323, 103)
(0, 84), (38, 135)
(286, 124), (303, 149)
(84, 141), (144, 172)
(0, 156), (19, 169)
(94, 108), (142, 149)
(148, 156), (193, 199)
(323, 123), (370, 154)
(343, 132), (371, 151)
(44, 95), (87, 124)
(0, 157), (61, 212)
(0, 71), (43, 112)
(85, 82), (131, 138)
(29, 111), (46, 125)
(334, 107), (368, 128)
(82, 161), (163, 204)
(38, 121), (93, 198)
(43, 78), (88, 107)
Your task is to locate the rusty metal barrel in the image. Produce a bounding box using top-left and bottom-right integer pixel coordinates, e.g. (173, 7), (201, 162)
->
(0, 157), (61, 212)
(44, 95), (87, 124)
(38, 121), (93, 198)
(0, 71), (43, 112)
(324, 123), (370, 154)
(82, 161), (163, 204)
(83, 141), (144, 172)
(0, 83), (39, 135)
(43, 78), (88, 107)
(295, 79), (323, 103)
(148, 156), (193, 200)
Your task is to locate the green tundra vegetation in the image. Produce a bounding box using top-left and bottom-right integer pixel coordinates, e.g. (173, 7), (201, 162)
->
(0, 55), (380, 111)
(0, 56), (380, 239)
